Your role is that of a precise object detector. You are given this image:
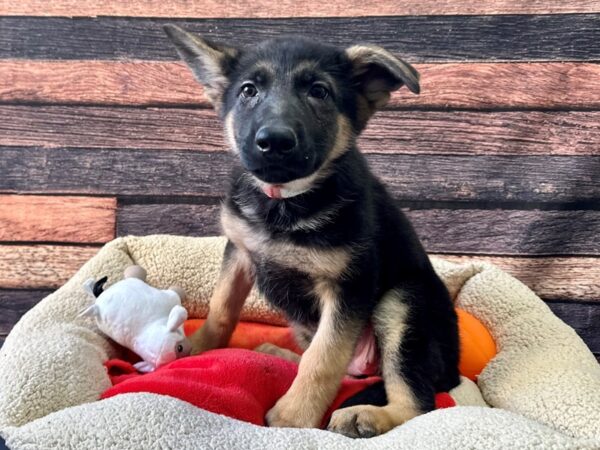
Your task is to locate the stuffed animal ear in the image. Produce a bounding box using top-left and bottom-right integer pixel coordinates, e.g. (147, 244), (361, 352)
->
(166, 305), (188, 332)
(83, 278), (96, 297)
(169, 285), (186, 302)
(78, 304), (100, 318)
(124, 265), (147, 281)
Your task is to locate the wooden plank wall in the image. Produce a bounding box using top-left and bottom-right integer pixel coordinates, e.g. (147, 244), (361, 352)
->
(0, 2), (598, 361)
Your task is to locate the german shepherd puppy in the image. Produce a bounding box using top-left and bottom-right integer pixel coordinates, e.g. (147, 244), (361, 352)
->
(164, 25), (460, 437)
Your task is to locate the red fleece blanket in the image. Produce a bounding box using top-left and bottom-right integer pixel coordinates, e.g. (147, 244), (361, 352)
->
(102, 349), (394, 427)
(102, 322), (455, 428)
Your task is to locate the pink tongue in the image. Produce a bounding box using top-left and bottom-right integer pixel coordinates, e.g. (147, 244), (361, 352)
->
(264, 185), (283, 199)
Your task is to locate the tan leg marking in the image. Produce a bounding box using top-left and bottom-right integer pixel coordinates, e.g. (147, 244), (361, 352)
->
(266, 281), (361, 428)
(328, 290), (421, 438)
(189, 245), (253, 354)
(254, 343), (301, 363)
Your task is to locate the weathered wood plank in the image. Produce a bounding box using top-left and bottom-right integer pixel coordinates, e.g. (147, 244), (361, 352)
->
(410, 209), (600, 256)
(119, 204), (600, 255)
(0, 289), (50, 335)
(1, 147), (598, 203)
(439, 255), (600, 301)
(3, 106), (599, 156)
(3, 0), (600, 17)
(3, 62), (600, 109)
(2, 16), (600, 61)
(0, 195), (116, 243)
(118, 203), (222, 237)
(0, 245), (100, 289)
(0, 61), (202, 106)
(547, 301), (600, 355)
(0, 106), (223, 152)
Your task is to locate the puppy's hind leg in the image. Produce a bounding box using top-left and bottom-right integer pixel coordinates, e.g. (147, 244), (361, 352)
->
(328, 289), (434, 438)
(189, 240), (254, 354)
(254, 343), (301, 363)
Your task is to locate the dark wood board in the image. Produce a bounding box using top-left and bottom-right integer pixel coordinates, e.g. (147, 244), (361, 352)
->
(4, 0), (600, 18)
(3, 106), (599, 156)
(118, 204), (600, 256)
(1, 15), (600, 61)
(3, 62), (600, 110)
(410, 209), (600, 256)
(0, 289), (51, 335)
(1, 147), (598, 203)
(118, 203), (223, 238)
(547, 301), (600, 355)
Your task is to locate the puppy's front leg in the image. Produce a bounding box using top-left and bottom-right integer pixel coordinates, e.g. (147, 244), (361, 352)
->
(190, 241), (254, 354)
(266, 282), (361, 428)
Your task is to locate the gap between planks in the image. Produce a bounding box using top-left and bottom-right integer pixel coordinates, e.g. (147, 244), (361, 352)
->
(2, 61), (600, 110)
(0, 244), (597, 301)
(2, 0), (600, 17)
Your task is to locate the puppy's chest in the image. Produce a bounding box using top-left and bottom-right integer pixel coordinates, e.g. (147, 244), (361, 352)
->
(222, 206), (351, 280)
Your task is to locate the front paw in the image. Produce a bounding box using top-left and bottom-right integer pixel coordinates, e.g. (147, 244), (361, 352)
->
(189, 328), (218, 355)
(266, 393), (320, 428)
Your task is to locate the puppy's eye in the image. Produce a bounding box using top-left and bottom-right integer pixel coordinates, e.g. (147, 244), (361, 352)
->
(240, 83), (258, 98)
(176, 344), (184, 353)
(308, 84), (329, 100)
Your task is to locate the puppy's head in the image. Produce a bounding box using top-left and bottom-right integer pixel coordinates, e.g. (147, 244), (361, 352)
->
(164, 25), (419, 198)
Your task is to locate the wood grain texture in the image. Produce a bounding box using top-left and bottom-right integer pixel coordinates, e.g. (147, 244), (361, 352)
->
(3, 0), (600, 17)
(3, 106), (599, 156)
(3, 61), (600, 109)
(0, 289), (50, 335)
(410, 209), (600, 255)
(118, 204), (600, 256)
(0, 245), (100, 289)
(2, 15), (600, 61)
(438, 255), (600, 301)
(1, 147), (598, 203)
(547, 301), (600, 354)
(118, 203), (222, 237)
(0, 61), (202, 106)
(0, 195), (116, 243)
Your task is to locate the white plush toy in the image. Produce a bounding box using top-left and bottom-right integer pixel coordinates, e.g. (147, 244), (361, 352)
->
(81, 265), (191, 372)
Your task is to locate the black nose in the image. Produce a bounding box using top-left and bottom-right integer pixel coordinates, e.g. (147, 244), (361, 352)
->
(255, 126), (297, 156)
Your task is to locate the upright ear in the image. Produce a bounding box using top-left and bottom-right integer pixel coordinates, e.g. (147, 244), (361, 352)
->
(164, 24), (239, 111)
(166, 305), (188, 332)
(346, 45), (420, 126)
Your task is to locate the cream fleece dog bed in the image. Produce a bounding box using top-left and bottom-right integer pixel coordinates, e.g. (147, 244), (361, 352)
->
(1, 235), (599, 449)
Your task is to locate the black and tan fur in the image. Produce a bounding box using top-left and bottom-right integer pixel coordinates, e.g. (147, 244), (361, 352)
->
(164, 25), (460, 437)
